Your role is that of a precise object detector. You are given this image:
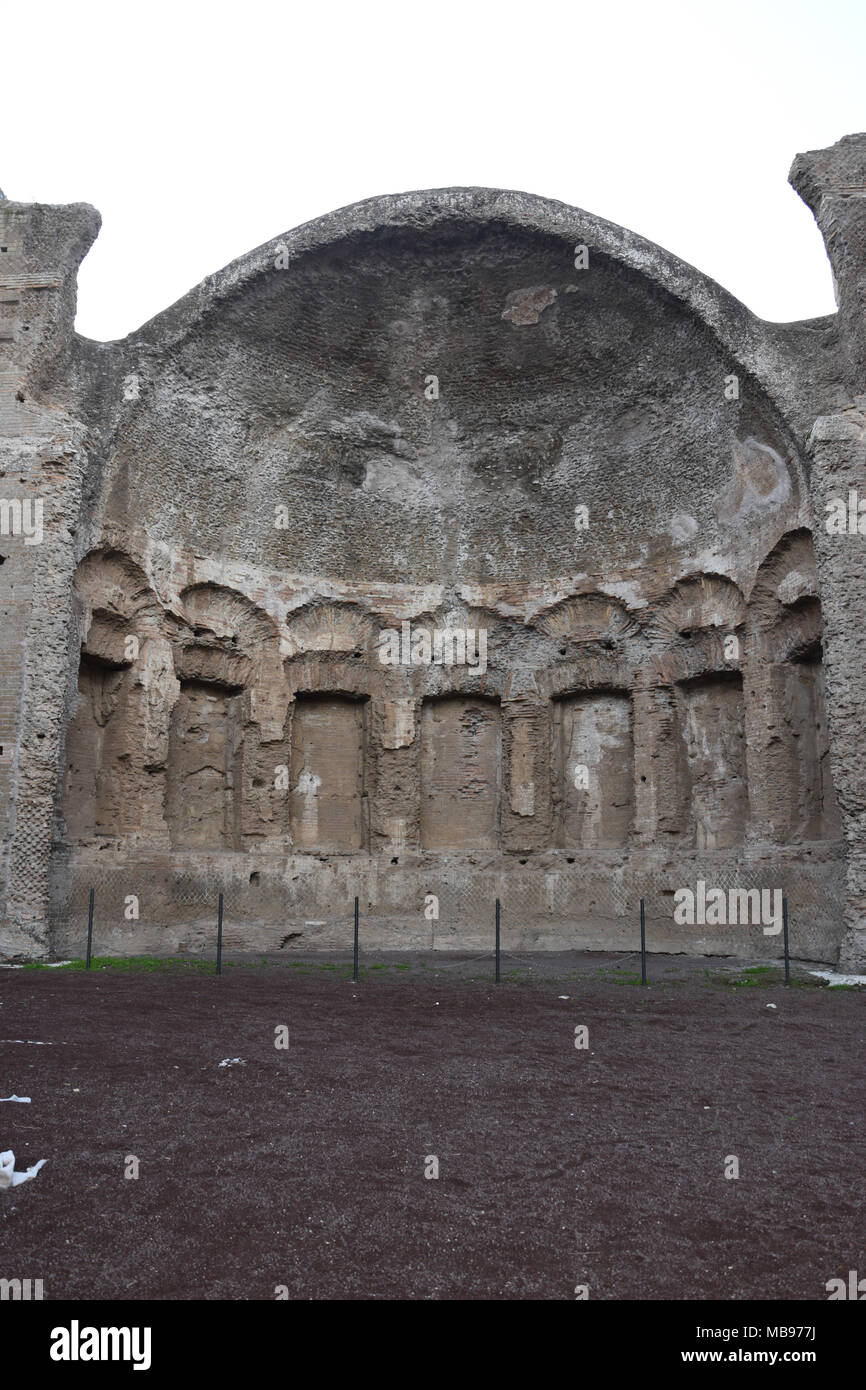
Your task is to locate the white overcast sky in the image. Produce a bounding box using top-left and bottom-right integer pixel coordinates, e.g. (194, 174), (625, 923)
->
(3, 0), (863, 341)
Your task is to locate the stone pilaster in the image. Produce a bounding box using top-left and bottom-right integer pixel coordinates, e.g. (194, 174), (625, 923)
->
(793, 134), (866, 966)
(501, 700), (552, 853)
(0, 199), (99, 958)
(807, 404), (866, 967)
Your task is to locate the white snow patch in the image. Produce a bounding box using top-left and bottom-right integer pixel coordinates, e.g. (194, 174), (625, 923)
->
(810, 970), (866, 987)
(0, 961), (71, 969)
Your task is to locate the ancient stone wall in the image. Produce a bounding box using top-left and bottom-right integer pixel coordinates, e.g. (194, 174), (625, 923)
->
(41, 526), (845, 960)
(1, 135), (864, 963)
(0, 198), (99, 957)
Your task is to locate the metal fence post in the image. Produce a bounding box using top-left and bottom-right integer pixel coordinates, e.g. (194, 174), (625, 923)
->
(86, 887), (94, 971)
(216, 892), (224, 976)
(495, 897), (501, 984)
(640, 898), (647, 986)
(353, 895), (359, 983)
(783, 896), (790, 986)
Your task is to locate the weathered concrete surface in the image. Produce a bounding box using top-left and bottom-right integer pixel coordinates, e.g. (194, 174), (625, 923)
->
(807, 402), (866, 968)
(791, 135), (866, 968)
(2, 136), (865, 963)
(791, 134), (866, 389)
(0, 199), (100, 957)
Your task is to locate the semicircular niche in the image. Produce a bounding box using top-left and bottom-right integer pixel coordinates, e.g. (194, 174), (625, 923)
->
(108, 221), (805, 591)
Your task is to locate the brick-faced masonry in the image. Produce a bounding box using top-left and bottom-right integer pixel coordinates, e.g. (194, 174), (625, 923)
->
(1, 135), (864, 965)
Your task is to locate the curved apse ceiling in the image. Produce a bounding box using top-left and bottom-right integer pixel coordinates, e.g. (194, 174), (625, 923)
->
(96, 190), (813, 588)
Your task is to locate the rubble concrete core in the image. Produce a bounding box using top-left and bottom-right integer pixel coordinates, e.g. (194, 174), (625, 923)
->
(1, 134), (865, 965)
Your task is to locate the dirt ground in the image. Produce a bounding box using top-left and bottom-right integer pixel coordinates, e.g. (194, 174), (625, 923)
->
(1, 951), (863, 1301)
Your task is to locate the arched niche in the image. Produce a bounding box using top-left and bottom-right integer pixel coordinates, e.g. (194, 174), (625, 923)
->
(166, 583), (280, 849)
(552, 686), (634, 849)
(420, 695), (501, 851)
(62, 549), (161, 842)
(637, 574), (749, 849)
(748, 532), (840, 844)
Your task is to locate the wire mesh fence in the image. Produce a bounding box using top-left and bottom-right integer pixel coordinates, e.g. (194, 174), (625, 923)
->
(46, 852), (847, 974)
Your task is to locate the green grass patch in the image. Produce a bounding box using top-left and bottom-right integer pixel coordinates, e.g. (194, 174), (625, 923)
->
(704, 965), (824, 990)
(23, 954), (216, 973)
(593, 968), (644, 986)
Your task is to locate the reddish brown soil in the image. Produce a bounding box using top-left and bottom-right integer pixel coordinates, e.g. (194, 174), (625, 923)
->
(1, 954), (863, 1300)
